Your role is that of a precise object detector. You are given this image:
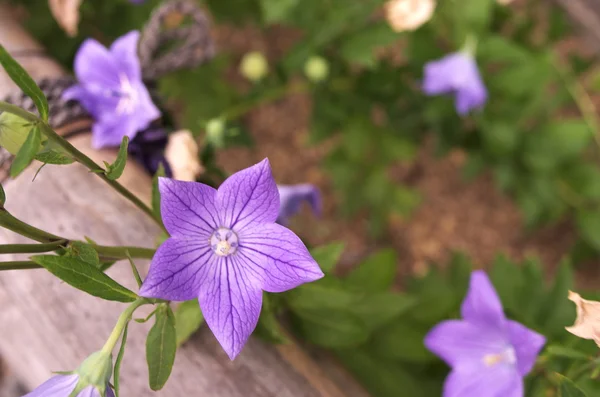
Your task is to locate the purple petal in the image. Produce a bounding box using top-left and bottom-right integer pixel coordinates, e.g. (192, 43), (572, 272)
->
(91, 114), (137, 149)
(276, 184), (322, 226)
(110, 31), (142, 81)
(455, 77), (487, 115)
(461, 270), (506, 329)
(443, 367), (522, 397)
(507, 320), (546, 376)
(424, 320), (506, 369)
(73, 39), (120, 88)
(23, 374), (79, 397)
(158, 178), (219, 239)
(216, 159), (280, 230)
(105, 386), (115, 397)
(139, 237), (213, 301)
(75, 386), (101, 397)
(198, 255), (263, 360)
(236, 223), (324, 292)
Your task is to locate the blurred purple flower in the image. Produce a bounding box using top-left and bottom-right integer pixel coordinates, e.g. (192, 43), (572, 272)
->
(128, 128), (172, 177)
(63, 31), (160, 149)
(139, 159), (324, 359)
(424, 271), (545, 397)
(423, 52), (487, 115)
(22, 375), (114, 397)
(276, 184), (321, 226)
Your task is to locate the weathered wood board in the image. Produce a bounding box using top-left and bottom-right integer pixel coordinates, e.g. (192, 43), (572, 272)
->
(0, 6), (368, 397)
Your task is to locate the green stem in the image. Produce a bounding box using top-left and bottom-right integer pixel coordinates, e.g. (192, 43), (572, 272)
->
(93, 245), (155, 260)
(102, 298), (148, 354)
(0, 208), (63, 243)
(0, 240), (68, 254)
(0, 260), (41, 270)
(0, 101), (162, 230)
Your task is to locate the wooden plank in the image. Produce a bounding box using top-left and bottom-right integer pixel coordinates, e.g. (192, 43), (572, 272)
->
(0, 6), (368, 397)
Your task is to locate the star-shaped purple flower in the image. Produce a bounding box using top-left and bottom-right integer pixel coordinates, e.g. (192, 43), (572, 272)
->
(63, 31), (160, 149)
(424, 271), (545, 397)
(139, 159), (324, 359)
(276, 184), (321, 226)
(423, 52), (488, 115)
(23, 374), (114, 397)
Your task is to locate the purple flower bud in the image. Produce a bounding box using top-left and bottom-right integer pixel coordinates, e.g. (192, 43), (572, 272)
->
(22, 374), (79, 397)
(128, 128), (172, 177)
(276, 184), (321, 226)
(63, 31), (160, 149)
(424, 271), (546, 397)
(139, 159), (324, 359)
(423, 52), (488, 115)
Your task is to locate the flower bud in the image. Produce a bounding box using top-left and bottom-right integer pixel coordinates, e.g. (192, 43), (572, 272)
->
(304, 56), (330, 83)
(76, 351), (113, 390)
(239, 51), (269, 82)
(384, 0), (436, 32)
(0, 112), (40, 155)
(205, 118), (226, 148)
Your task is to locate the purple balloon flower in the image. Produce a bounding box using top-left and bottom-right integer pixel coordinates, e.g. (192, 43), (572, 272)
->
(139, 158), (325, 359)
(423, 52), (488, 115)
(424, 271), (545, 397)
(276, 184), (321, 226)
(22, 374), (114, 397)
(63, 31), (160, 149)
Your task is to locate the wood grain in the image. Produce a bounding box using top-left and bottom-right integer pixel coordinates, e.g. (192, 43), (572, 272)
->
(0, 6), (368, 397)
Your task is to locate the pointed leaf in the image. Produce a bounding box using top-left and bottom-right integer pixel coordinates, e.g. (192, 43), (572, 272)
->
(546, 345), (589, 361)
(31, 255), (137, 302)
(174, 299), (204, 346)
(113, 322), (129, 397)
(10, 126), (41, 177)
(0, 183), (5, 206)
(292, 308), (369, 348)
(35, 148), (75, 165)
(0, 45), (49, 121)
(309, 242), (344, 274)
(105, 136), (129, 180)
(152, 163), (166, 221)
(350, 292), (416, 331)
(557, 374), (588, 397)
(126, 254), (143, 288)
(345, 248), (397, 292)
(69, 242), (100, 268)
(146, 305), (177, 391)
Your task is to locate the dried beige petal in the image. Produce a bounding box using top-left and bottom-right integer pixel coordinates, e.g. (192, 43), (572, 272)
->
(48, 0), (83, 37)
(384, 0), (436, 33)
(497, 0), (514, 5)
(165, 130), (204, 182)
(566, 291), (600, 345)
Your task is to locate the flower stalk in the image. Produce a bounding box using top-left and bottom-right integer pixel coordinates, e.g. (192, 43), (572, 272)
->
(0, 100), (162, 230)
(102, 298), (148, 354)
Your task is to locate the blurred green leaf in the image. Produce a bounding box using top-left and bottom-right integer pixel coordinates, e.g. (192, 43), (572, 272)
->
(406, 269), (458, 325)
(339, 22), (398, 68)
(576, 209), (600, 251)
(10, 126), (41, 178)
(490, 254), (523, 315)
(309, 242), (345, 274)
(35, 148), (74, 165)
(557, 374), (588, 397)
(146, 305), (177, 391)
(31, 255), (137, 302)
(259, 0), (298, 24)
(292, 309), (369, 348)
(285, 278), (356, 311)
(174, 299), (204, 347)
(368, 320), (436, 363)
(254, 293), (289, 344)
(351, 292), (416, 331)
(0, 183), (5, 206)
(478, 36), (530, 63)
(105, 136), (129, 180)
(539, 261), (575, 336)
(0, 45), (49, 121)
(152, 163), (165, 224)
(345, 249), (397, 292)
(546, 345), (589, 361)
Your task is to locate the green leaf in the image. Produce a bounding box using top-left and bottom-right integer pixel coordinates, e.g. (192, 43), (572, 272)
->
(339, 22), (398, 68)
(69, 242), (100, 268)
(105, 136), (129, 180)
(557, 374), (588, 397)
(0, 45), (49, 121)
(254, 293), (289, 344)
(31, 255), (137, 302)
(126, 254), (143, 288)
(292, 309), (369, 348)
(576, 209), (600, 251)
(174, 299), (204, 347)
(146, 305), (177, 391)
(539, 261), (575, 335)
(351, 292), (416, 332)
(490, 254), (523, 315)
(546, 345), (590, 361)
(309, 242), (345, 273)
(369, 320), (436, 363)
(0, 183), (5, 206)
(10, 126), (41, 177)
(285, 279), (357, 312)
(478, 36), (530, 63)
(35, 146), (74, 165)
(113, 322), (129, 397)
(259, 0), (298, 24)
(406, 269), (458, 324)
(345, 249), (397, 292)
(152, 163), (166, 221)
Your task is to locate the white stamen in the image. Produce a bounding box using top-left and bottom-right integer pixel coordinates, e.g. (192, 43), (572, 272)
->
(210, 227), (239, 257)
(483, 347), (517, 367)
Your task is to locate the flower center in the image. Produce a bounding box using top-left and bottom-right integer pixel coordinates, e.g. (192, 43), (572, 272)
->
(210, 228), (239, 257)
(483, 347), (516, 367)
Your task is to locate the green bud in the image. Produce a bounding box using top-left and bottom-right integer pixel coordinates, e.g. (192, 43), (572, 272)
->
(205, 118), (226, 148)
(304, 56), (330, 82)
(0, 112), (42, 155)
(72, 351), (113, 395)
(239, 51), (269, 82)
